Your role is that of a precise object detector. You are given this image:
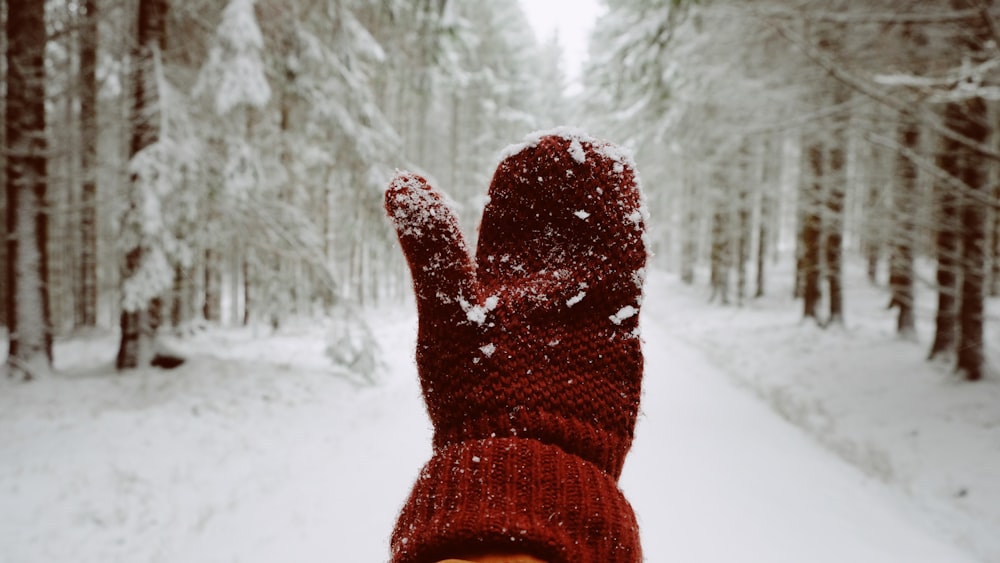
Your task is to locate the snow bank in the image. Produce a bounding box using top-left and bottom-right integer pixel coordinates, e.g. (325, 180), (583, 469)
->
(0, 313), (428, 563)
(646, 258), (1000, 562)
(0, 258), (992, 562)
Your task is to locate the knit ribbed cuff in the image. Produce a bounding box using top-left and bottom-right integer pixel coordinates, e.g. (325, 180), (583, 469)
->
(390, 437), (641, 563)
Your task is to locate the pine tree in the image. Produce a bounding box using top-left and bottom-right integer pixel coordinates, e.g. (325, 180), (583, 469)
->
(887, 118), (918, 338)
(195, 0), (271, 324)
(77, 0), (99, 329)
(117, 0), (169, 369)
(928, 134), (961, 360)
(951, 96), (989, 381)
(5, 0), (53, 379)
(801, 140), (824, 322)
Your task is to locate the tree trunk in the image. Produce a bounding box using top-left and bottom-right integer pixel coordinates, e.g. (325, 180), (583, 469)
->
(859, 122), (884, 286)
(793, 190), (804, 300)
(863, 144), (882, 285)
(170, 265), (186, 329)
(888, 119), (918, 338)
(988, 101), (1000, 297)
(736, 183), (750, 306)
(77, 0), (99, 329)
(680, 166), (698, 285)
(243, 251), (251, 326)
(5, 0), (52, 379)
(990, 179), (1000, 297)
(952, 96), (989, 381)
(0, 0), (7, 330)
(117, 0), (168, 370)
(709, 197), (730, 305)
(755, 137), (777, 299)
(825, 142), (846, 326)
(204, 247), (223, 322)
(801, 141), (823, 321)
(755, 192), (769, 299)
(928, 160), (959, 361)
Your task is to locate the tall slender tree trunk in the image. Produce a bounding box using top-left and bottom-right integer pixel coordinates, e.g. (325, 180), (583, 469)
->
(801, 141), (823, 322)
(736, 183), (751, 306)
(930, 0), (990, 380)
(680, 164), (698, 285)
(755, 194), (770, 299)
(825, 140), (846, 326)
(204, 248), (223, 322)
(862, 143), (883, 285)
(989, 178), (1000, 297)
(709, 194), (730, 305)
(987, 98), (1000, 297)
(793, 187), (805, 300)
(77, 0), (99, 329)
(755, 136), (777, 299)
(0, 1), (7, 330)
(952, 95), (989, 381)
(170, 264), (186, 329)
(243, 251), (252, 326)
(956, 173), (987, 380)
(117, 0), (168, 370)
(5, 0), (52, 379)
(928, 158), (959, 360)
(822, 68), (850, 327)
(888, 119), (918, 338)
(859, 120), (881, 286)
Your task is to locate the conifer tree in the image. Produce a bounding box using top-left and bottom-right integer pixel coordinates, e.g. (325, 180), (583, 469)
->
(117, 0), (170, 369)
(5, 0), (52, 379)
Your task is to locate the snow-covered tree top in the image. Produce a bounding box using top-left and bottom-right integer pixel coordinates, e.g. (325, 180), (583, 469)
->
(218, 0), (264, 52)
(194, 0), (271, 116)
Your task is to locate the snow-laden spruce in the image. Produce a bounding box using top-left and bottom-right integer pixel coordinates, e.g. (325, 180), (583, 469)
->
(194, 0), (271, 116)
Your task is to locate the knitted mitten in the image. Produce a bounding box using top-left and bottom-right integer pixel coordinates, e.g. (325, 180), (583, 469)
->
(385, 129), (647, 563)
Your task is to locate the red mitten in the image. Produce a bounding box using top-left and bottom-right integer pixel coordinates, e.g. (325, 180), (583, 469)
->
(385, 129), (647, 563)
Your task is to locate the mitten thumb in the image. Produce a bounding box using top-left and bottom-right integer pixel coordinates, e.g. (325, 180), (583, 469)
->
(385, 172), (477, 322)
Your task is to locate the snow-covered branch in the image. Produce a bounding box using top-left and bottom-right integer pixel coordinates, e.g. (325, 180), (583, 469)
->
(765, 18), (1000, 161)
(727, 6), (991, 25)
(865, 131), (1000, 210)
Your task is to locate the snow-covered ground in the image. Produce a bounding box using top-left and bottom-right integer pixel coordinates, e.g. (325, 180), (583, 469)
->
(646, 259), (1000, 562)
(1, 260), (997, 562)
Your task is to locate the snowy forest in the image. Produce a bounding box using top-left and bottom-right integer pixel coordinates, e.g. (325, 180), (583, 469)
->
(3, 0), (1000, 379)
(4, 0), (1000, 561)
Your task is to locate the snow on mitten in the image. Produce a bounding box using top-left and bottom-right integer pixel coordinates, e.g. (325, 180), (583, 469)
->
(385, 129), (647, 563)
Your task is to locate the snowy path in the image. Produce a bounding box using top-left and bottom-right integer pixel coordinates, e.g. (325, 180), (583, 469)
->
(0, 302), (981, 562)
(622, 314), (975, 562)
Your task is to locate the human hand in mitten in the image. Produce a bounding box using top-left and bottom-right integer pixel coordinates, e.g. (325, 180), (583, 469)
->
(386, 130), (647, 563)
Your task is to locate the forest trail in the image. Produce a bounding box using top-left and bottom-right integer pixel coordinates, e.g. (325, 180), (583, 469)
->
(622, 312), (977, 562)
(0, 300), (983, 562)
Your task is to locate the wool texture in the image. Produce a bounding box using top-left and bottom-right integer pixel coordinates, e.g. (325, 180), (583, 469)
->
(385, 129), (647, 563)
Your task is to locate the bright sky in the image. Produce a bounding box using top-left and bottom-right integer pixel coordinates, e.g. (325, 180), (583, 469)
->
(520, 0), (605, 91)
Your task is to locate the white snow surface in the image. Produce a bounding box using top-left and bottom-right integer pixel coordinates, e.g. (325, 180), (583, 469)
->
(498, 126), (637, 173)
(610, 304), (638, 325)
(1, 260), (997, 562)
(568, 138), (587, 163)
(459, 294), (499, 326)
